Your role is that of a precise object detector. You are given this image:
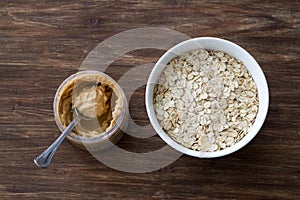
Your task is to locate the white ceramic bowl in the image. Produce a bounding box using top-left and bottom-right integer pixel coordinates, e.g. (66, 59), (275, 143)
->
(145, 37), (269, 158)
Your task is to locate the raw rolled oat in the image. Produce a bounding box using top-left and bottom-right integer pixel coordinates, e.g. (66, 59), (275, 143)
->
(153, 49), (258, 152)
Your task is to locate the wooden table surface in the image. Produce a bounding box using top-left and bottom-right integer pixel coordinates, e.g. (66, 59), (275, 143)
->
(0, 0), (299, 199)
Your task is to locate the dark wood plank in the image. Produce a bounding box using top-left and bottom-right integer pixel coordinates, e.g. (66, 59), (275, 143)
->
(0, 0), (299, 199)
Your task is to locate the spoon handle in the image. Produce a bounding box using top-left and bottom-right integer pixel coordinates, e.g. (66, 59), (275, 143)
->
(34, 117), (80, 169)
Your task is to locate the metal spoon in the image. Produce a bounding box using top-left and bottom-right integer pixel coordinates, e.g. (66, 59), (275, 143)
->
(34, 108), (91, 169)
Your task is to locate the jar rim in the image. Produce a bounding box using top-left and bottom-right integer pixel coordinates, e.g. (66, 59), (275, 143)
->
(53, 70), (127, 143)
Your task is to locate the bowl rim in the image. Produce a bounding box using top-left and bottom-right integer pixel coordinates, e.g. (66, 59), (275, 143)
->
(145, 37), (269, 158)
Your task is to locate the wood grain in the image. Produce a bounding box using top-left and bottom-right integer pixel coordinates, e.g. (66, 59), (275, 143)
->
(0, 0), (299, 199)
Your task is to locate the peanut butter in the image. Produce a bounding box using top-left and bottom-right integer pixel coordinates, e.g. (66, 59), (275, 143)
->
(57, 74), (122, 137)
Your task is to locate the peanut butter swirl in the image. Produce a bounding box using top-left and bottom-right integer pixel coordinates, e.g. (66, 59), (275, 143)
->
(57, 74), (122, 137)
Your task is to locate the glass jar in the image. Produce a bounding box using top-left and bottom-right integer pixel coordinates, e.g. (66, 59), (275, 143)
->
(53, 70), (128, 151)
